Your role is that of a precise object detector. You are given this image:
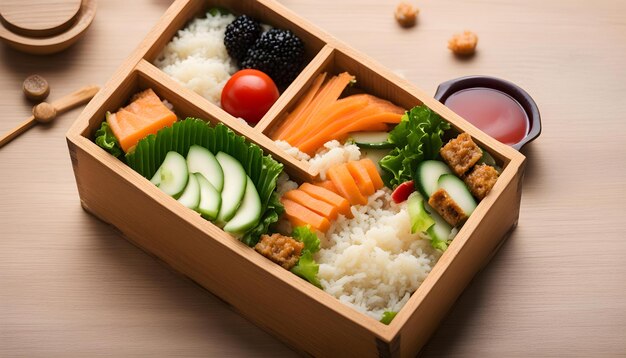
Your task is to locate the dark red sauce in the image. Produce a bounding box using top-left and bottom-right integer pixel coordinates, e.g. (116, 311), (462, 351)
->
(444, 87), (529, 146)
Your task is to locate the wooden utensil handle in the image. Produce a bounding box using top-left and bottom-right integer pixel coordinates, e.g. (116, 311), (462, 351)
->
(0, 116), (36, 148)
(52, 85), (100, 114)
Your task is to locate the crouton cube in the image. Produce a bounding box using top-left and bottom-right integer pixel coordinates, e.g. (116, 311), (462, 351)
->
(428, 188), (468, 227)
(440, 133), (482, 176)
(464, 163), (499, 200)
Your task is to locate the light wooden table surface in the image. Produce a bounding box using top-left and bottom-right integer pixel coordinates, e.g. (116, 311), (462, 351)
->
(1, 0), (625, 356)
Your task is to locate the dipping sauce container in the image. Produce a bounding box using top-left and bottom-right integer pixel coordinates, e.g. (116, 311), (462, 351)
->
(434, 76), (541, 150)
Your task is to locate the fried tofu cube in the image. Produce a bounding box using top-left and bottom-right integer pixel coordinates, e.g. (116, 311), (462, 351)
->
(464, 163), (499, 200)
(440, 133), (482, 176)
(428, 188), (468, 227)
(254, 233), (304, 270)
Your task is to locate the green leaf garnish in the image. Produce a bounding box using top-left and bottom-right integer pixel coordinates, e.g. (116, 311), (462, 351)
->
(126, 118), (283, 246)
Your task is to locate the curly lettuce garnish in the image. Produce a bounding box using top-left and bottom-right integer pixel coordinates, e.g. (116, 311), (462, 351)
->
(94, 120), (122, 158)
(290, 226), (321, 288)
(380, 105), (450, 188)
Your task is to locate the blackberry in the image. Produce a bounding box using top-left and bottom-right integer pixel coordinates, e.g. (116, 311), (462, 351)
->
(224, 15), (262, 63)
(241, 29), (305, 88)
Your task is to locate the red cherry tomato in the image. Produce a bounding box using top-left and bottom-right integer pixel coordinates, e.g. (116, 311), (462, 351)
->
(391, 180), (415, 203)
(221, 69), (280, 124)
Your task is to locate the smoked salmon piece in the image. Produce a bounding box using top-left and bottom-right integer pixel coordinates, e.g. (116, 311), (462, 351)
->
(107, 88), (177, 153)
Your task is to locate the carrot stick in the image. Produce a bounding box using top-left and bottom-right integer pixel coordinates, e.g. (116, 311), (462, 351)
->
(284, 72), (354, 144)
(281, 198), (330, 232)
(283, 189), (338, 221)
(327, 164), (367, 206)
(298, 112), (401, 154)
(300, 183), (351, 218)
(291, 98), (369, 146)
(272, 72), (327, 140)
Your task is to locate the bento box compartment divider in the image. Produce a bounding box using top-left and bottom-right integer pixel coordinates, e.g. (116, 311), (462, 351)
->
(134, 59), (315, 182)
(255, 44), (335, 134)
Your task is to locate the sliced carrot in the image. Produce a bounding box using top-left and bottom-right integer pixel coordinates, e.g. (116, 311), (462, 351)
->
(278, 76), (336, 141)
(346, 161), (375, 197)
(283, 72), (354, 144)
(340, 94), (406, 115)
(291, 98), (369, 146)
(327, 164), (367, 206)
(283, 190), (338, 221)
(315, 180), (338, 194)
(297, 111), (402, 154)
(359, 158), (384, 190)
(300, 183), (351, 218)
(281, 198), (330, 232)
(272, 72), (327, 140)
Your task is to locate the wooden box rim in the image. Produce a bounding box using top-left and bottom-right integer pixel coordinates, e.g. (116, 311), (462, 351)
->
(66, 0), (527, 345)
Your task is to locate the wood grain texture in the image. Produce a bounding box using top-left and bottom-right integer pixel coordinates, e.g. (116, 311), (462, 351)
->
(1, 0), (625, 357)
(0, 0), (96, 55)
(0, 0), (81, 36)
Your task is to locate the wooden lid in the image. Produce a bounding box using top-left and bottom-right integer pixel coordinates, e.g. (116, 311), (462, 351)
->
(0, 0), (82, 37)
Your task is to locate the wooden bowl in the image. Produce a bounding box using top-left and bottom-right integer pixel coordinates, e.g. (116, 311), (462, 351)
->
(0, 0), (97, 55)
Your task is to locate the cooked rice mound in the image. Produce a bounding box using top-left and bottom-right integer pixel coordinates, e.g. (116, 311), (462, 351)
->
(317, 190), (440, 321)
(155, 12), (238, 106)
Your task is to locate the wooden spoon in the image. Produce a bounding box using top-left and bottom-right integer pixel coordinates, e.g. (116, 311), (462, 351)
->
(0, 85), (100, 149)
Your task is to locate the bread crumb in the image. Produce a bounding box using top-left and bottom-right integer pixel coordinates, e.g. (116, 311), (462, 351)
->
(448, 31), (478, 55)
(395, 2), (419, 28)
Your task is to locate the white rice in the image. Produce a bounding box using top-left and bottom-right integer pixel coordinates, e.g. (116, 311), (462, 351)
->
(274, 140), (441, 320)
(275, 140), (311, 162)
(308, 140), (361, 179)
(155, 12), (238, 106)
(317, 190), (440, 321)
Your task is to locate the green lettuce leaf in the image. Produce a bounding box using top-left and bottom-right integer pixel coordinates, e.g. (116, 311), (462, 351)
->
(241, 192), (283, 247)
(430, 238), (449, 251)
(125, 118), (284, 246)
(291, 251), (321, 288)
(379, 106), (450, 188)
(290, 226), (321, 288)
(94, 120), (122, 158)
(380, 311), (397, 325)
(292, 225), (320, 253)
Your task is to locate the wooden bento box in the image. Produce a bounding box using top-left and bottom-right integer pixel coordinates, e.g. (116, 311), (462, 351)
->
(66, 0), (527, 356)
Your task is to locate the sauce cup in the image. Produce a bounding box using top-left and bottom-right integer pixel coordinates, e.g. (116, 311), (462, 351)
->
(434, 76), (541, 150)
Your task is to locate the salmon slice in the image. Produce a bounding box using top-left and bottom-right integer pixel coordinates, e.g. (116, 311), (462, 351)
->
(107, 88), (177, 153)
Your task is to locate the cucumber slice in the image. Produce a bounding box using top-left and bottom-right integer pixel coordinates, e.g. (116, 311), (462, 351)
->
(415, 160), (452, 197)
(195, 173), (221, 220)
(425, 203), (453, 250)
(477, 148), (497, 167)
(224, 176), (262, 234)
(216, 152), (247, 223)
(156, 151), (188, 198)
(150, 167), (161, 186)
(407, 192), (435, 234)
(187, 145), (224, 192)
(177, 172), (200, 210)
(437, 174), (477, 216)
(350, 131), (394, 149)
